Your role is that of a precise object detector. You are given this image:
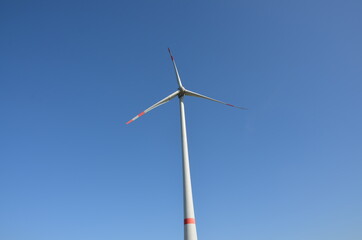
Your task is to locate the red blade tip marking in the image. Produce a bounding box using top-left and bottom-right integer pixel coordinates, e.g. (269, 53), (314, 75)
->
(168, 48), (174, 60)
(126, 120), (133, 124)
(226, 103), (235, 107)
(138, 112), (145, 117)
(184, 218), (195, 224)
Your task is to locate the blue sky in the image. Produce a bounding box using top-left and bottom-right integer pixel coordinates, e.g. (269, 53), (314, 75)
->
(1, 0), (362, 239)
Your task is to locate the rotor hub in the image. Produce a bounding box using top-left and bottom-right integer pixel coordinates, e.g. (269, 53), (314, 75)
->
(178, 87), (186, 97)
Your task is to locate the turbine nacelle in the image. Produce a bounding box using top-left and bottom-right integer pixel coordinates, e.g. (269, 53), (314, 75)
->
(178, 86), (187, 97)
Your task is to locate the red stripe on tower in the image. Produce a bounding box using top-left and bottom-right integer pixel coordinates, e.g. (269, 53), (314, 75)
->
(184, 218), (195, 224)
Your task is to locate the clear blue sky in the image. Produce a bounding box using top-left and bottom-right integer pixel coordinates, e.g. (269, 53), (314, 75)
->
(1, 0), (361, 239)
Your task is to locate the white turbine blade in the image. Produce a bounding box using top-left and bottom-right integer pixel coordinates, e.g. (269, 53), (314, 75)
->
(185, 90), (248, 110)
(168, 48), (183, 88)
(126, 90), (180, 124)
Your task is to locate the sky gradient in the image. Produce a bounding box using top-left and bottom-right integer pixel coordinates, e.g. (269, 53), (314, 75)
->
(1, 0), (362, 239)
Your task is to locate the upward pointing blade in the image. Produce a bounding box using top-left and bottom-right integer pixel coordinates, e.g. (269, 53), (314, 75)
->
(168, 48), (183, 88)
(185, 89), (248, 110)
(126, 90), (180, 124)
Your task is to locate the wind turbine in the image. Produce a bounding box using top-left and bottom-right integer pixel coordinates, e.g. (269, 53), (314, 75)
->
(126, 49), (246, 240)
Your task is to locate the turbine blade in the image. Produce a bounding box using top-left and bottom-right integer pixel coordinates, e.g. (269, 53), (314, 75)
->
(126, 90), (180, 124)
(185, 90), (247, 110)
(168, 48), (183, 88)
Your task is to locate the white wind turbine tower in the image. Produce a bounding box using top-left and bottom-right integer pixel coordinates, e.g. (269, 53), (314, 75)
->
(126, 49), (246, 240)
